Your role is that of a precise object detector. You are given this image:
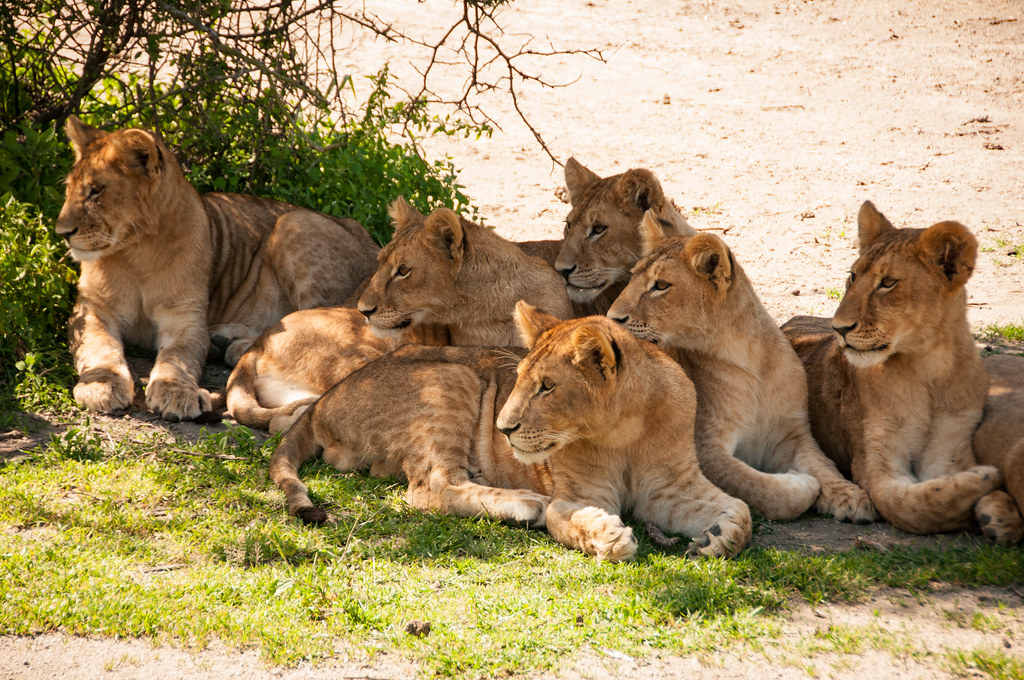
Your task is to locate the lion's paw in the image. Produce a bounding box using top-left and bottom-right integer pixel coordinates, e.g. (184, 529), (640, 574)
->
(817, 479), (878, 524)
(976, 491), (1024, 545)
(507, 491), (550, 526)
(687, 514), (749, 559)
(964, 465), (1004, 494)
(74, 377), (134, 413)
(761, 472), (820, 519)
(146, 378), (210, 421)
(576, 508), (636, 562)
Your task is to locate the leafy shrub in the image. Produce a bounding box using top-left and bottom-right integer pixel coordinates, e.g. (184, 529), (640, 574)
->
(0, 195), (76, 366)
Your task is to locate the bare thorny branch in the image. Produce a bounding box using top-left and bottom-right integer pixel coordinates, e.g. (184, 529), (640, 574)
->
(5, 0), (602, 164)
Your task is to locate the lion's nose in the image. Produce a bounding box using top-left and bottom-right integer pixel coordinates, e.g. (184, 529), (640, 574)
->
(609, 314), (629, 325)
(498, 423), (521, 437)
(55, 218), (78, 240)
(832, 321), (857, 339)
(357, 304), (377, 319)
(556, 264), (576, 280)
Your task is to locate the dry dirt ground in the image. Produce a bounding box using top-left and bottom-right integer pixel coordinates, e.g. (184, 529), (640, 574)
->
(3, 0), (1024, 677)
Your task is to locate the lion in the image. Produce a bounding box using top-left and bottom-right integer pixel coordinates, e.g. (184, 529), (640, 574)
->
(552, 158), (697, 314)
(357, 198), (572, 345)
(973, 354), (1024, 538)
(781, 201), (1023, 541)
(607, 210), (877, 523)
(56, 117), (380, 421)
(225, 306), (448, 432)
(269, 304), (751, 561)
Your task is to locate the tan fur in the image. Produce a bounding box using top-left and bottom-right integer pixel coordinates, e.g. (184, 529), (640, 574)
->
(781, 201), (1022, 541)
(225, 307), (448, 432)
(607, 211), (876, 522)
(57, 117), (379, 421)
(269, 344), (554, 527)
(268, 308), (750, 560)
(357, 198), (572, 345)
(554, 158), (696, 313)
(973, 354), (1024, 542)
(496, 304), (751, 560)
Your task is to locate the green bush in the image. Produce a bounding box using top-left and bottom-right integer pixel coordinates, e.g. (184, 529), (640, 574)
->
(0, 194), (76, 366)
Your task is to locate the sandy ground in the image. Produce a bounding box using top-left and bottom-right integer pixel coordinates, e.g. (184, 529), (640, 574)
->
(3, 0), (1024, 677)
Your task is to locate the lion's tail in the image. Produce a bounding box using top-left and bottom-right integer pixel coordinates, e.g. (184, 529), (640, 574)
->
(268, 407), (327, 524)
(225, 350), (316, 432)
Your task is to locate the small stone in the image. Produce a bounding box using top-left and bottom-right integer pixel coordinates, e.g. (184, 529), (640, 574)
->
(405, 620), (431, 637)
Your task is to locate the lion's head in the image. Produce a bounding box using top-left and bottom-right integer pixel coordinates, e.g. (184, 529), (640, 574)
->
(357, 198), (468, 335)
(607, 211), (738, 350)
(831, 201), (977, 368)
(56, 117), (180, 262)
(554, 159), (690, 303)
(497, 302), (643, 465)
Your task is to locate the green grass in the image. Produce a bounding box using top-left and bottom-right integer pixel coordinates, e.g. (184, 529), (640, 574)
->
(825, 286), (844, 301)
(946, 649), (1024, 680)
(2, 419), (1023, 677)
(982, 322), (1024, 345)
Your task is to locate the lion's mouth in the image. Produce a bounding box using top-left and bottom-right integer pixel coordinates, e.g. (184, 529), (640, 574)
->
(842, 343), (892, 368)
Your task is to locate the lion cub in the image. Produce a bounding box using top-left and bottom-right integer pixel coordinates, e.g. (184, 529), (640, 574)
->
(548, 158), (696, 314)
(57, 117), (379, 421)
(782, 202), (1023, 541)
(357, 198), (572, 345)
(225, 307), (448, 432)
(608, 211), (876, 523)
(974, 354), (1024, 539)
(269, 304), (751, 560)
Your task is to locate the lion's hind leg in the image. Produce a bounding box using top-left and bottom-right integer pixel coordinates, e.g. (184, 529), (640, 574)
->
(698, 442), (819, 520)
(865, 465), (1003, 535)
(268, 408), (328, 524)
(404, 468), (549, 526)
(266, 211), (379, 309)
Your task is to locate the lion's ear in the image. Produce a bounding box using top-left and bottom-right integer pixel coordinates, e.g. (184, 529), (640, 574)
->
(424, 208), (465, 262)
(685, 233), (733, 292)
(570, 324), (619, 381)
(514, 300), (561, 348)
(119, 129), (164, 177)
(388, 196), (424, 233)
(563, 158), (600, 205)
(619, 169), (666, 214)
(917, 221), (977, 287)
(65, 116), (105, 161)
(639, 209), (672, 256)
(857, 201), (896, 251)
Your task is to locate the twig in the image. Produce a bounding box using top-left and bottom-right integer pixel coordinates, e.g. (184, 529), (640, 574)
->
(166, 448), (246, 461)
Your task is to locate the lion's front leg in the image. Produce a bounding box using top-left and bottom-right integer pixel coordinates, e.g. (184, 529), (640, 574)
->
(145, 305), (211, 421)
(635, 470), (752, 559)
(68, 298), (135, 412)
(544, 500), (637, 562)
(771, 429), (878, 524)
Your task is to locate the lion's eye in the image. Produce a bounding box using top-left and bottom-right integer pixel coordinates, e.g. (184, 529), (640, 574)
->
(589, 224), (607, 238)
(847, 271), (857, 286)
(538, 379), (554, 396)
(652, 279), (671, 292)
(878, 276), (897, 290)
(395, 264), (410, 279)
(87, 184), (104, 200)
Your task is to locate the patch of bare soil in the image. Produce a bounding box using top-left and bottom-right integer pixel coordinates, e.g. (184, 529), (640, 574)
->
(4, 0), (1023, 677)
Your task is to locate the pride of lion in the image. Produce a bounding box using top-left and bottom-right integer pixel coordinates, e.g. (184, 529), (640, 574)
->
(56, 121), (1024, 559)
